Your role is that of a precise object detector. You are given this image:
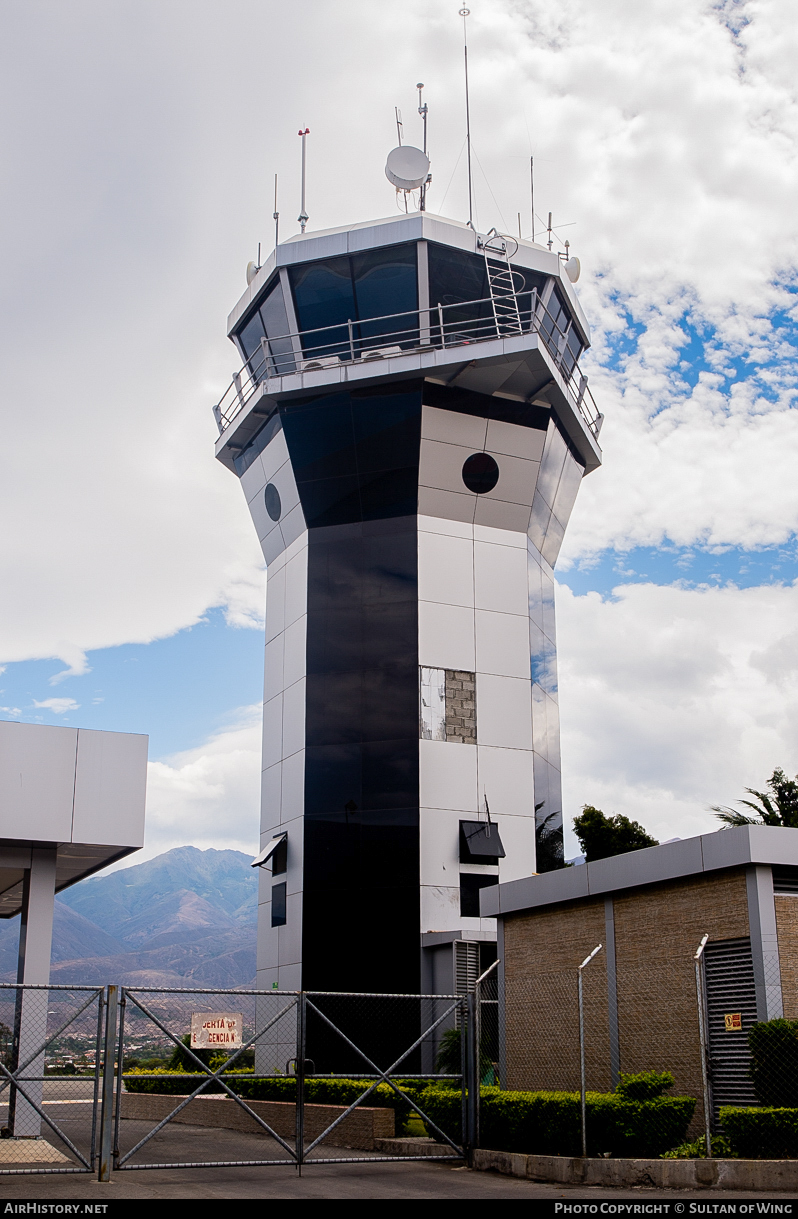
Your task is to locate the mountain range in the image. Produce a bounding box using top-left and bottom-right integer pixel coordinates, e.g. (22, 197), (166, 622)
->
(0, 846), (258, 988)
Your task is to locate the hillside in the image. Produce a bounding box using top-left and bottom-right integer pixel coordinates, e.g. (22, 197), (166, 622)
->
(0, 846), (258, 988)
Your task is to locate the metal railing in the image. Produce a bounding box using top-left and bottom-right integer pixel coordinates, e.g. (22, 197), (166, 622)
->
(213, 290), (602, 443)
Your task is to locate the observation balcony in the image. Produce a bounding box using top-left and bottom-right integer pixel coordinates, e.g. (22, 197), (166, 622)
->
(213, 290), (603, 475)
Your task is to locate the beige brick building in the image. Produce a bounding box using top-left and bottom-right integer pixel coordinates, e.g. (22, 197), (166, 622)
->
(481, 826), (798, 1129)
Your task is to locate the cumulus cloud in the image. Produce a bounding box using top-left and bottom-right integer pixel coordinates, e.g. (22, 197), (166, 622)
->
(1, 0), (796, 671)
(557, 579), (798, 853)
(141, 705), (262, 861)
(32, 698), (80, 716)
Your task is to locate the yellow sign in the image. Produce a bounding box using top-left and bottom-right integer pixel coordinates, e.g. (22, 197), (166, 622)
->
(724, 1012), (742, 1032)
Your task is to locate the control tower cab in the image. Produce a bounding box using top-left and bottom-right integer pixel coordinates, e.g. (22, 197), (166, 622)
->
(213, 210), (602, 1000)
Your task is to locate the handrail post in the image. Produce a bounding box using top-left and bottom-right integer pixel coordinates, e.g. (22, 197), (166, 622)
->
(296, 992), (306, 1174)
(465, 991), (478, 1163)
(695, 935), (712, 1156)
(437, 303), (444, 347)
(578, 945), (602, 1159)
(98, 985), (118, 1183)
(347, 319), (354, 363)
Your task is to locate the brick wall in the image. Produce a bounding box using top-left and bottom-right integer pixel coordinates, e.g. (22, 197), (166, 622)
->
(775, 897), (798, 1018)
(503, 897), (610, 1092)
(503, 869), (750, 1120)
(445, 670), (476, 744)
(613, 870), (748, 1122)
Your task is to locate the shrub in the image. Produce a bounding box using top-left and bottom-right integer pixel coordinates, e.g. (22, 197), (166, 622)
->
(615, 1071), (675, 1101)
(748, 1019), (798, 1107)
(123, 1069), (432, 1136)
(720, 1106), (798, 1159)
(662, 1133), (736, 1159)
(420, 1086), (695, 1157)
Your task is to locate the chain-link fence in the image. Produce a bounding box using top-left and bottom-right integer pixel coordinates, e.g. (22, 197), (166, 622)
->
(0, 983), (105, 1175)
(494, 942), (706, 1159)
(111, 986), (467, 1175)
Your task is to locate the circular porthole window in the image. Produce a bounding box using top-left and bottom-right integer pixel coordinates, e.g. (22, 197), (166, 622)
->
(264, 483), (282, 521)
(462, 452), (499, 494)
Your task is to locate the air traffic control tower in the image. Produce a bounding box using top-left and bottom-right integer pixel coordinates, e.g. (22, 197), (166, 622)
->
(213, 191), (602, 999)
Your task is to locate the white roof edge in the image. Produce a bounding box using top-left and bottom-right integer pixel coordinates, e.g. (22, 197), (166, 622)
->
(226, 211), (590, 344)
(481, 825), (798, 918)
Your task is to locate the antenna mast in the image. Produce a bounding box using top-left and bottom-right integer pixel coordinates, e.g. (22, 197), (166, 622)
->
(273, 173), (279, 247)
(395, 107), (404, 146)
(417, 82), (428, 211)
(298, 128), (310, 234)
(530, 156), (535, 243)
(460, 7), (474, 230)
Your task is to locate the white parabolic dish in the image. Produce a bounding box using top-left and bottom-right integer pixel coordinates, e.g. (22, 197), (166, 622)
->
(385, 145), (430, 191)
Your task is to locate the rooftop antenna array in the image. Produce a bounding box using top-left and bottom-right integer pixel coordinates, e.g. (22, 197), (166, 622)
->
(385, 87), (430, 211)
(460, 7), (475, 229)
(297, 127), (310, 234)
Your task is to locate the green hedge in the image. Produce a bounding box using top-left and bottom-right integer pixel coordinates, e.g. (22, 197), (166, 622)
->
(420, 1087), (695, 1157)
(720, 1106), (798, 1159)
(123, 1069), (432, 1136)
(748, 1020), (798, 1107)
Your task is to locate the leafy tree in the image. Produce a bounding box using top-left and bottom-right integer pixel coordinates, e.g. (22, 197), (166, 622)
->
(167, 1034), (217, 1071)
(573, 806), (658, 863)
(711, 768), (798, 829)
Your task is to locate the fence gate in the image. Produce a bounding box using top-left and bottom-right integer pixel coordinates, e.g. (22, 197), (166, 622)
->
(109, 986), (470, 1177)
(0, 983), (105, 1175)
(112, 987), (302, 1173)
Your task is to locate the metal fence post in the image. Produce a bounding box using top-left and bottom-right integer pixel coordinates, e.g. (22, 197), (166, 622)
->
(465, 991), (478, 1163)
(578, 945), (603, 1159)
(98, 985), (118, 1183)
(295, 992), (305, 1174)
(694, 934), (712, 1156)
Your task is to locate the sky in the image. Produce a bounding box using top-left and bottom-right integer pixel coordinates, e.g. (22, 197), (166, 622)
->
(1, 0), (797, 863)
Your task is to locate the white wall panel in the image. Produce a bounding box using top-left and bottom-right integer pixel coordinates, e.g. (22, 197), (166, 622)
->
(474, 539), (529, 615)
(475, 610), (531, 679)
(418, 531), (474, 608)
(420, 807), (463, 886)
(421, 405), (487, 449)
(419, 740), (478, 812)
(72, 729), (147, 848)
(476, 746), (535, 820)
(0, 723), (76, 843)
(476, 675), (533, 750)
(419, 602), (475, 671)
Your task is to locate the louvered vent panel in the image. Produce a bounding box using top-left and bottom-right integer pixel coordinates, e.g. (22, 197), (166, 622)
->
(704, 937), (759, 1115)
(773, 867), (798, 895)
(455, 941), (480, 995)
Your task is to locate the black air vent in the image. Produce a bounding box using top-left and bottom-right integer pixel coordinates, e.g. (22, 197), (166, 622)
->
(773, 867), (798, 895)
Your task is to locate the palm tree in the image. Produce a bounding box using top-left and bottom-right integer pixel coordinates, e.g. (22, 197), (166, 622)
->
(711, 768), (798, 829)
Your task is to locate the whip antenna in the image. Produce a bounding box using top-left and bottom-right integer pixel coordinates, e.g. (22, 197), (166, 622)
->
(460, 7), (474, 229)
(297, 128), (310, 233)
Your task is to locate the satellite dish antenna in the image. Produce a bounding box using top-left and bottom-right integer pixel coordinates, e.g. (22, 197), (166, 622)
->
(246, 260), (259, 285)
(385, 145), (430, 191)
(565, 256), (581, 283)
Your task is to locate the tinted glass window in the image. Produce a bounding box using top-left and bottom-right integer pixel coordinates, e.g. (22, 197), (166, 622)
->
(239, 311), (265, 369)
(352, 245), (418, 346)
(260, 280), (295, 376)
(510, 265), (547, 331)
(459, 873), (497, 917)
(271, 882), (287, 927)
(428, 244), (491, 341)
(289, 244), (419, 359)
